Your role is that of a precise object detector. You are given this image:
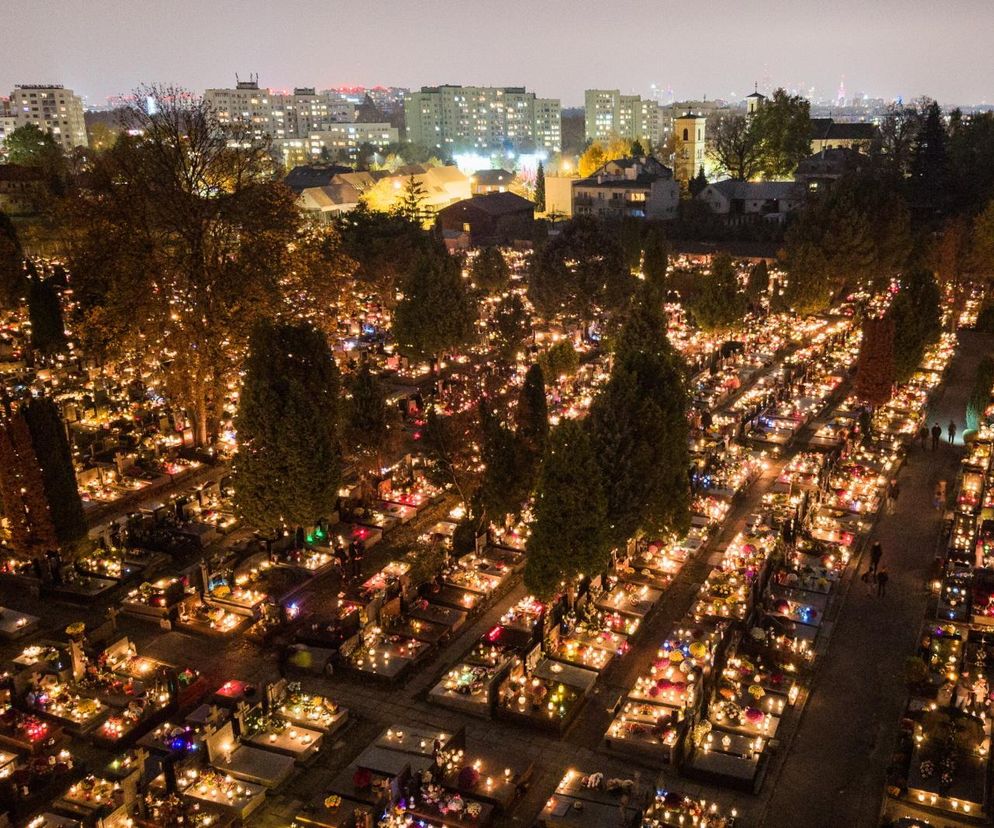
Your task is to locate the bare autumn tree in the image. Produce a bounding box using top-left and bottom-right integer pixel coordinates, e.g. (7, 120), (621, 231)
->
(707, 114), (762, 181)
(62, 85), (350, 446)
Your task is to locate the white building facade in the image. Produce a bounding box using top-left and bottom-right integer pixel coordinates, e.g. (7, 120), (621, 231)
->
(7, 85), (87, 151)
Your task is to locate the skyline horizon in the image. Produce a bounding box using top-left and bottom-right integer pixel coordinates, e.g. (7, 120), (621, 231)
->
(4, 0), (992, 110)
(7, 74), (993, 113)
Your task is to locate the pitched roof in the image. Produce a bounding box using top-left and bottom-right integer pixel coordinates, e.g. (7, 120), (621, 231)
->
(438, 191), (535, 218)
(704, 180), (805, 201)
(283, 164), (352, 193)
(795, 147), (867, 176)
(809, 118), (876, 141)
(298, 183), (362, 210)
(472, 168), (515, 186)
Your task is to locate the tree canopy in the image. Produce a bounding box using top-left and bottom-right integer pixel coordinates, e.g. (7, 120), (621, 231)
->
(525, 419), (609, 598)
(62, 85), (328, 445)
(854, 314), (896, 408)
(753, 88), (812, 180)
(588, 285), (691, 548)
(471, 246), (510, 293)
(689, 254), (747, 332)
(891, 267), (942, 383)
(529, 215), (633, 324)
(233, 320), (342, 530)
(393, 249), (478, 359)
(20, 396), (87, 549)
(708, 114), (763, 181)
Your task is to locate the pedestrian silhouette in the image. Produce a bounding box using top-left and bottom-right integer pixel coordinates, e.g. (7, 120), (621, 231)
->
(876, 568), (889, 597)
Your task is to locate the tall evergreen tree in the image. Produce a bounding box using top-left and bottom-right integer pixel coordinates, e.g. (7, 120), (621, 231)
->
(27, 271), (67, 354)
(534, 161), (546, 212)
(689, 166), (709, 197)
(854, 314), (896, 407)
(690, 254), (747, 332)
(393, 250), (478, 359)
(471, 246), (510, 293)
(641, 225), (669, 291)
(344, 363), (394, 477)
(516, 363), (549, 488)
(891, 267), (942, 383)
(589, 287), (691, 548)
(21, 396), (87, 549)
(233, 321), (342, 530)
(477, 400), (529, 521)
(396, 174), (430, 225)
(910, 101), (950, 224)
(0, 211), (27, 310)
(525, 420), (609, 598)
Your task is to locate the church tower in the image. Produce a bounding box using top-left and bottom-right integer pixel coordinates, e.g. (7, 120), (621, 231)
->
(674, 112), (706, 189)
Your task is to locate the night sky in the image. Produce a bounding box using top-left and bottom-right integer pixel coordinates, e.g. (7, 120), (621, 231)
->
(3, 0), (992, 106)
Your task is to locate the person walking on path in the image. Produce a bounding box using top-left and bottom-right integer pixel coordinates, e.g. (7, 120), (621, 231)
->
(948, 420), (957, 444)
(886, 479), (900, 514)
(934, 480), (947, 511)
(931, 423), (942, 451)
(876, 567), (889, 597)
(919, 424), (929, 450)
(862, 569), (876, 596)
(868, 541), (883, 574)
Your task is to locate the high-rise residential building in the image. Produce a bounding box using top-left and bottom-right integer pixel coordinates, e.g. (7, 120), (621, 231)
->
(277, 122), (399, 167)
(584, 89), (668, 149)
(403, 86), (561, 155)
(204, 79), (362, 159)
(205, 78), (279, 143)
(6, 85), (87, 151)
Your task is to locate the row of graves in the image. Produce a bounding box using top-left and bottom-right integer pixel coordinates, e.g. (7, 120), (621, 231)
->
(8, 669), (350, 827)
(537, 767), (737, 828)
(113, 467), (450, 644)
(0, 625), (226, 826)
(736, 319), (858, 451)
(873, 333), (959, 444)
(0, 476), (239, 604)
(886, 424), (994, 825)
(293, 721), (535, 828)
(424, 422), (761, 735)
(286, 523), (525, 685)
(599, 327), (947, 799)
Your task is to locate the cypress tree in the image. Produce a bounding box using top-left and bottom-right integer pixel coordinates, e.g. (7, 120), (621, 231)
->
(477, 400), (528, 521)
(471, 246), (510, 293)
(525, 420), (609, 598)
(516, 363), (549, 491)
(854, 314), (896, 408)
(27, 272), (67, 354)
(642, 225), (669, 291)
(345, 364), (393, 475)
(534, 161), (546, 212)
(589, 286), (691, 546)
(891, 267), (942, 383)
(690, 254), (747, 332)
(393, 251), (478, 359)
(0, 211), (27, 310)
(21, 397), (87, 549)
(234, 320), (342, 530)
